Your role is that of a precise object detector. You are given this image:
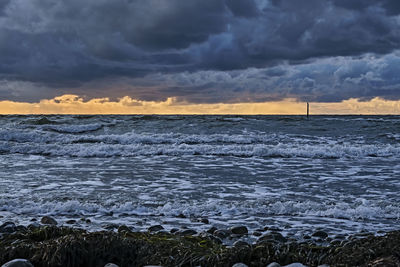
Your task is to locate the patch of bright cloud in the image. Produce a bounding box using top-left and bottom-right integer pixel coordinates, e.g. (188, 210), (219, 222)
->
(1, 95), (400, 114)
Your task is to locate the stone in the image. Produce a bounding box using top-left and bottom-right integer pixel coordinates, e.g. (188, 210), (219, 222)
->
(0, 222), (17, 233)
(232, 263), (248, 267)
(104, 264), (119, 267)
(259, 232), (287, 243)
(267, 263), (281, 267)
(65, 220), (76, 224)
(1, 259), (34, 267)
(103, 224), (119, 230)
(207, 226), (217, 234)
(207, 235), (222, 244)
(148, 225), (164, 232)
(117, 225), (131, 233)
(27, 223), (40, 231)
(214, 229), (230, 239)
(253, 231), (262, 237)
(199, 218), (209, 224)
(170, 228), (179, 233)
(179, 229), (197, 236)
(284, 264), (306, 267)
(312, 230), (328, 239)
(176, 214), (186, 218)
(40, 216), (57, 225)
(233, 240), (250, 248)
(230, 226), (248, 235)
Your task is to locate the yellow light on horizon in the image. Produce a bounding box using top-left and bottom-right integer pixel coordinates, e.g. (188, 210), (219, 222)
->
(1, 95), (400, 115)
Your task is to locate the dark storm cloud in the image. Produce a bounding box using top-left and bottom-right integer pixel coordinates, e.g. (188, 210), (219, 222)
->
(1, 0), (400, 103)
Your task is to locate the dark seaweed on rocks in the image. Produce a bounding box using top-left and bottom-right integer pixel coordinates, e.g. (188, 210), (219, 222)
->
(0, 226), (400, 267)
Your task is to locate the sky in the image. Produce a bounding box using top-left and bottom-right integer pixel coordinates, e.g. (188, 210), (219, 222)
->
(1, 0), (400, 114)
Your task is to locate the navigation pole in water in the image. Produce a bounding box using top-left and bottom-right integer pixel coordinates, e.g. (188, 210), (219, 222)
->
(307, 102), (309, 118)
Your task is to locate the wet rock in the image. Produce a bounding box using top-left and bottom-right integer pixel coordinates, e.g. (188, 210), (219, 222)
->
(65, 220), (76, 224)
(268, 227), (282, 232)
(230, 226), (248, 235)
(118, 225), (131, 233)
(1, 259), (34, 267)
(253, 231), (262, 237)
(176, 213), (186, 219)
(232, 263), (248, 267)
(303, 235), (311, 240)
(330, 239), (341, 245)
(199, 218), (209, 224)
(0, 222), (17, 233)
(207, 235), (223, 244)
(259, 232), (287, 243)
(40, 216), (57, 225)
(233, 240), (250, 248)
(179, 229), (197, 236)
(214, 229), (230, 239)
(103, 223), (119, 230)
(104, 264), (119, 267)
(312, 230), (328, 239)
(30, 218), (37, 222)
(267, 263), (281, 267)
(170, 228), (179, 233)
(27, 223), (40, 231)
(207, 226), (217, 234)
(148, 225), (164, 232)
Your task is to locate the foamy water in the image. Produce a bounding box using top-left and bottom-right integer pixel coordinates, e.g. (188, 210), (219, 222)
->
(0, 115), (399, 239)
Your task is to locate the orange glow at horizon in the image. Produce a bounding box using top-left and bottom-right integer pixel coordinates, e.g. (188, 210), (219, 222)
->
(1, 95), (400, 115)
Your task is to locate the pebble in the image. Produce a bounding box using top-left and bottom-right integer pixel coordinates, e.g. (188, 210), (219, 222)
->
(170, 228), (179, 233)
(252, 231), (262, 237)
(40, 216), (57, 225)
(104, 264), (119, 267)
(206, 226), (217, 234)
(233, 240), (250, 248)
(232, 263), (248, 267)
(259, 232), (287, 243)
(199, 218), (209, 224)
(117, 225), (131, 233)
(230, 226), (248, 235)
(65, 220), (76, 224)
(214, 229), (230, 239)
(1, 259), (34, 267)
(27, 223), (40, 230)
(103, 224), (119, 230)
(179, 229), (197, 236)
(148, 225), (164, 232)
(0, 222), (17, 233)
(312, 230), (328, 239)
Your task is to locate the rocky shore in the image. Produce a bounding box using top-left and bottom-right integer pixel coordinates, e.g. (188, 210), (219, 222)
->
(0, 219), (400, 267)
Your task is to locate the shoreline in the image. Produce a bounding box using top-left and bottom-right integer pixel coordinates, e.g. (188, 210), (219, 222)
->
(1, 220), (399, 267)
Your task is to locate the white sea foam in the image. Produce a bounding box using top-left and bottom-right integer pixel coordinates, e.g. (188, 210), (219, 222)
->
(0, 198), (398, 223)
(1, 140), (400, 158)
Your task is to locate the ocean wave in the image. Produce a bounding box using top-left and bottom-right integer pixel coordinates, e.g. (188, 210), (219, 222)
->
(1, 141), (399, 158)
(0, 198), (398, 223)
(42, 123), (105, 133)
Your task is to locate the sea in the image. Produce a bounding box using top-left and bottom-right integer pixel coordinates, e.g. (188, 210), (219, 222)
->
(0, 115), (399, 241)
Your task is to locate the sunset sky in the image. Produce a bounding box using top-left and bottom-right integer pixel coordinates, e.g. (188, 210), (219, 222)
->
(1, 0), (400, 114)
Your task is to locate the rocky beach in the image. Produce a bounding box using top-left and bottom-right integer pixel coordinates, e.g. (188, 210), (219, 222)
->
(1, 218), (400, 267)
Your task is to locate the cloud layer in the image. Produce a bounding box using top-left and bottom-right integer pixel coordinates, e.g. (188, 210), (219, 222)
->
(1, 0), (400, 103)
